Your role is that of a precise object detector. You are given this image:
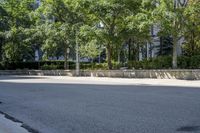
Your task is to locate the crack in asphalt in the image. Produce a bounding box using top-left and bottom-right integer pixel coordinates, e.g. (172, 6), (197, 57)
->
(0, 101), (39, 133)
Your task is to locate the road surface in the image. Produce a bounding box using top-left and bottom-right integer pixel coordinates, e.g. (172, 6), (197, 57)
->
(0, 76), (200, 133)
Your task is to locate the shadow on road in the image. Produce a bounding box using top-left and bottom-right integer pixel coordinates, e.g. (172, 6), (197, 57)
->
(0, 76), (49, 80)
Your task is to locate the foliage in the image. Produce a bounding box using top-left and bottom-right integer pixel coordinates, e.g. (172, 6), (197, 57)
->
(2, 27), (34, 61)
(151, 0), (187, 68)
(40, 63), (58, 70)
(182, 0), (200, 56)
(128, 56), (172, 69)
(189, 55), (200, 69)
(0, 0), (200, 70)
(35, 0), (84, 69)
(79, 39), (101, 60)
(0, 0), (35, 61)
(77, 0), (144, 69)
(1, 55), (200, 70)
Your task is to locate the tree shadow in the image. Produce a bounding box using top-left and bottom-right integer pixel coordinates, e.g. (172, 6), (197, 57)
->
(0, 76), (49, 80)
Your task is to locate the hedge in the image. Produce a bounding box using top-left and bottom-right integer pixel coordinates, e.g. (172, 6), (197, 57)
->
(0, 61), (75, 70)
(128, 55), (200, 69)
(0, 55), (200, 70)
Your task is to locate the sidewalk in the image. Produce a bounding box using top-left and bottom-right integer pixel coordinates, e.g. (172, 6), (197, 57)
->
(0, 114), (28, 133)
(0, 76), (200, 88)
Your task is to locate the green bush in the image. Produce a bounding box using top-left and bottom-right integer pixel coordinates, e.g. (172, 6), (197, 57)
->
(112, 61), (122, 70)
(80, 63), (108, 70)
(93, 63), (108, 70)
(41, 64), (58, 70)
(178, 56), (190, 69)
(152, 56), (172, 69)
(128, 56), (172, 69)
(0, 61), (77, 70)
(1, 55), (200, 70)
(189, 55), (200, 69)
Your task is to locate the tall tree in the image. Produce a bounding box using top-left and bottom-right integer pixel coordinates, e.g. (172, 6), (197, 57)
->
(125, 0), (154, 61)
(152, 0), (188, 68)
(36, 0), (84, 69)
(76, 0), (142, 69)
(182, 0), (200, 56)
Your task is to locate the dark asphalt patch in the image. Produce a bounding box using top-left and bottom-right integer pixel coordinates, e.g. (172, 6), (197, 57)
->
(0, 110), (40, 133)
(177, 126), (200, 132)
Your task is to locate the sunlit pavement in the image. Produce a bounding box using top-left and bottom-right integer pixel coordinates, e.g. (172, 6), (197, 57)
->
(0, 76), (200, 133)
(0, 76), (200, 87)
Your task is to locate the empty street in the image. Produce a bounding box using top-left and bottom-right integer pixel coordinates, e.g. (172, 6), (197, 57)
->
(0, 76), (200, 133)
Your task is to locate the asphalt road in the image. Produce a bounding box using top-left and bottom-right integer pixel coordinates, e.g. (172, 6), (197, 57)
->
(0, 76), (200, 133)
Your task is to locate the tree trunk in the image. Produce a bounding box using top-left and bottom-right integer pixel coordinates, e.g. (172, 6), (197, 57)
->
(106, 44), (112, 70)
(128, 38), (131, 61)
(64, 46), (69, 70)
(172, 36), (178, 69)
(136, 43), (140, 61)
(0, 38), (2, 61)
(160, 36), (164, 55)
(191, 23), (195, 55)
(117, 50), (120, 63)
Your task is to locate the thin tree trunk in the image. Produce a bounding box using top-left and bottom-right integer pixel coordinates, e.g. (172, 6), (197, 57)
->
(117, 50), (120, 63)
(64, 46), (68, 70)
(107, 44), (112, 70)
(0, 38), (2, 61)
(128, 38), (131, 61)
(172, 15), (178, 69)
(172, 36), (178, 69)
(191, 23), (195, 55)
(136, 43), (140, 61)
(160, 36), (163, 55)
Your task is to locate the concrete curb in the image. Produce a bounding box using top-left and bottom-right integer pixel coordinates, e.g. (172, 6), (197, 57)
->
(0, 102), (39, 133)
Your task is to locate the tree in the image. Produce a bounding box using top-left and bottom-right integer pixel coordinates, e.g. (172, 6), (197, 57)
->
(182, 0), (200, 56)
(152, 0), (188, 68)
(125, 0), (154, 61)
(76, 0), (143, 69)
(0, 0), (35, 62)
(36, 0), (84, 69)
(3, 27), (34, 61)
(0, 5), (8, 61)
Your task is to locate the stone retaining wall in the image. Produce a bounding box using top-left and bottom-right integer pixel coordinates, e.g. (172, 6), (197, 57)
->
(0, 70), (200, 80)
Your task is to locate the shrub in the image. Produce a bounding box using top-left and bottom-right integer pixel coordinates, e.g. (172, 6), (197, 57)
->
(1, 55), (200, 70)
(112, 61), (122, 70)
(93, 63), (108, 70)
(152, 56), (172, 69)
(128, 56), (172, 69)
(41, 64), (58, 70)
(189, 55), (200, 69)
(178, 56), (190, 69)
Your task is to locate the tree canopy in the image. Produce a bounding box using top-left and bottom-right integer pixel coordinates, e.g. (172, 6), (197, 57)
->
(0, 0), (199, 69)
